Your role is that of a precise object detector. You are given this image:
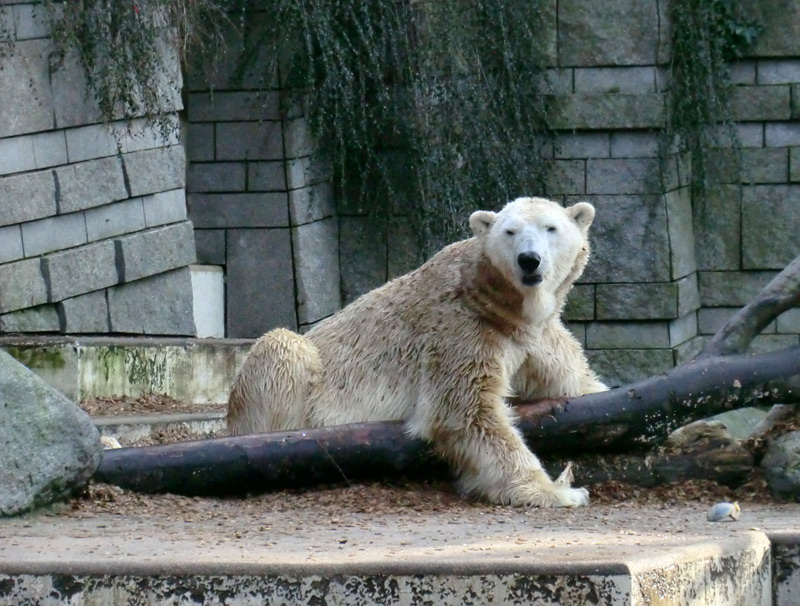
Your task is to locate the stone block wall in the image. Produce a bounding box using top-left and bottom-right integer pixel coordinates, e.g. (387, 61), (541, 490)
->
(187, 19), (340, 338)
(182, 0), (800, 386)
(0, 1), (197, 336)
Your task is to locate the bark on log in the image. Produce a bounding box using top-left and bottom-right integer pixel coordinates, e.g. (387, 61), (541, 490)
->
(96, 346), (800, 495)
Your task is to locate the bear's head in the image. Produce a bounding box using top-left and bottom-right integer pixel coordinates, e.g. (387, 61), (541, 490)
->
(469, 197), (595, 307)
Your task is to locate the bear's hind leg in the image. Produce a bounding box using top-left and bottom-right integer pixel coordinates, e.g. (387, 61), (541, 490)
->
(227, 328), (321, 435)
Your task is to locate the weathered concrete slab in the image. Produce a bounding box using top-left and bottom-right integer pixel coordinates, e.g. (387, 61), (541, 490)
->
(0, 336), (253, 405)
(2, 503), (798, 605)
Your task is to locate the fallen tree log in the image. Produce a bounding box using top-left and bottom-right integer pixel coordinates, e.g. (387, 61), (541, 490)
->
(96, 345), (800, 495)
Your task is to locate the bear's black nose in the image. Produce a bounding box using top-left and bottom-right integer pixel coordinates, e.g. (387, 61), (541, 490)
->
(517, 252), (541, 273)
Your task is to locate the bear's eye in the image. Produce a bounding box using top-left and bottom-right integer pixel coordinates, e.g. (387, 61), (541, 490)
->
(505, 229), (516, 236)
(546, 225), (557, 233)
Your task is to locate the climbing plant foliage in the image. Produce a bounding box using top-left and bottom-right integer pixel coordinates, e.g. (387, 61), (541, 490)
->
(237, 0), (554, 253)
(664, 0), (760, 209)
(35, 0), (759, 251)
(43, 0), (228, 142)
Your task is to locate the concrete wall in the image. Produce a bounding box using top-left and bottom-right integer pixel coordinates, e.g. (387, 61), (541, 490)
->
(186, 19), (340, 337)
(0, 0), (197, 336)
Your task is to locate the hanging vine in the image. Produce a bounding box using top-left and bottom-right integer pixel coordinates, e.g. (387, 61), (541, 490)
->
(664, 0), (760, 211)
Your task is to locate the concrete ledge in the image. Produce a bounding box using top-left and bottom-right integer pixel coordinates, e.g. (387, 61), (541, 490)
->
(2, 505), (797, 605)
(0, 336), (254, 405)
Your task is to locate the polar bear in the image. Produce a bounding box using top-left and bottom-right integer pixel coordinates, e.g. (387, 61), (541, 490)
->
(228, 197), (607, 507)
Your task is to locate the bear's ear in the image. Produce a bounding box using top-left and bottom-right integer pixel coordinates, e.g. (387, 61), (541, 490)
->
(469, 210), (497, 237)
(566, 202), (596, 232)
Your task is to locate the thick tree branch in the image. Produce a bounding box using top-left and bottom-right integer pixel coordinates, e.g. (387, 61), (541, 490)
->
(96, 346), (800, 496)
(698, 253), (800, 358)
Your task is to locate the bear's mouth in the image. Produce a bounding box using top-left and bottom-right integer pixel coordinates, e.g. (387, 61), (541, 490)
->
(521, 274), (543, 286)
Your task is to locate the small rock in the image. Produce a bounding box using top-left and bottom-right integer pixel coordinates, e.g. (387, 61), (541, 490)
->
(707, 502), (741, 522)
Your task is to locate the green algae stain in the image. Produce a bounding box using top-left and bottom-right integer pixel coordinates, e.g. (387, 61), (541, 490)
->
(5, 346), (67, 370)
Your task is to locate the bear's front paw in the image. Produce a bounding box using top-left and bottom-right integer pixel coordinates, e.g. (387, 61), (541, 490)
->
(554, 485), (590, 508)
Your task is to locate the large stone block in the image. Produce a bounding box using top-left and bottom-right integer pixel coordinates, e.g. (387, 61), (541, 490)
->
(777, 308), (800, 334)
(189, 193), (289, 228)
(107, 268), (196, 335)
(665, 187), (697, 280)
(188, 91), (280, 122)
(289, 182), (336, 225)
(586, 321), (670, 349)
(558, 0), (660, 66)
(292, 219), (341, 325)
(42, 240), (118, 303)
(21, 212), (88, 257)
(13, 4), (50, 40)
(0, 304), (59, 333)
(186, 123), (214, 162)
(573, 67), (656, 94)
(581, 195), (671, 283)
(116, 221), (196, 283)
(669, 312), (698, 347)
(249, 161), (287, 191)
(142, 189), (188, 227)
(544, 159), (585, 196)
(226, 228), (296, 337)
(0, 134), (35, 176)
(65, 124), (120, 163)
(0, 258), (47, 313)
(562, 283), (595, 321)
(284, 155), (332, 190)
(340, 216), (388, 305)
(55, 155), (128, 213)
(194, 229), (226, 265)
(741, 148), (789, 184)
(0, 349), (101, 516)
(676, 273), (701, 316)
(693, 185), (741, 271)
(31, 130), (68, 169)
(50, 48), (103, 129)
(699, 271), (778, 307)
(113, 116), (181, 154)
(123, 145), (186, 198)
(283, 118), (316, 159)
(610, 132), (659, 158)
(758, 60), (800, 84)
(187, 162), (246, 192)
(697, 307), (776, 335)
(0, 225), (22, 264)
(792, 148), (800, 182)
(84, 198), (146, 242)
(742, 185), (800, 269)
(216, 122), (283, 161)
(0, 170), (56, 226)
(587, 158), (660, 195)
(0, 39), (54, 138)
(554, 132), (610, 159)
(58, 290), (110, 334)
(732, 85), (791, 121)
(743, 0), (800, 56)
(586, 348), (674, 387)
(549, 94), (664, 130)
(596, 283), (678, 320)
(765, 123), (800, 147)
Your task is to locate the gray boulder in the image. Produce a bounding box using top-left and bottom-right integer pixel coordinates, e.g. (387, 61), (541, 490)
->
(0, 349), (102, 516)
(762, 431), (800, 500)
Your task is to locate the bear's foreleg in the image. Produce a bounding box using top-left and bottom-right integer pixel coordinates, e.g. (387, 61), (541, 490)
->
(411, 378), (589, 508)
(227, 328), (322, 435)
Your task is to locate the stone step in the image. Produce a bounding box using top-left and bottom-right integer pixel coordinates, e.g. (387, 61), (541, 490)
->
(3, 504), (800, 605)
(93, 412), (226, 446)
